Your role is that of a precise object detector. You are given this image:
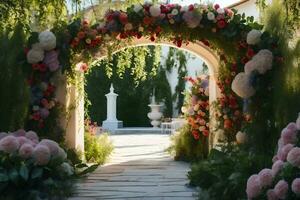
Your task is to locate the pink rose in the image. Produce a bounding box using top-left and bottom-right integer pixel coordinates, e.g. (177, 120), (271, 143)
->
(258, 169), (273, 187)
(25, 131), (39, 142)
(19, 143), (34, 159)
(267, 189), (279, 200)
(281, 128), (297, 145)
(272, 160), (284, 177)
(0, 136), (19, 153)
(292, 178), (300, 195)
(287, 147), (300, 167)
(33, 145), (51, 165)
(278, 144), (294, 161)
(246, 174), (261, 199)
(39, 139), (59, 156)
(274, 180), (288, 199)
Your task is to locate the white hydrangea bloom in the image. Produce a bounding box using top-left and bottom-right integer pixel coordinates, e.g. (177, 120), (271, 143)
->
(149, 4), (161, 17)
(27, 47), (44, 64)
(133, 4), (143, 13)
(252, 49), (273, 74)
(60, 162), (74, 176)
(246, 29), (262, 45)
(38, 31), (56, 51)
(244, 60), (256, 74)
(231, 72), (256, 98)
(207, 12), (215, 21)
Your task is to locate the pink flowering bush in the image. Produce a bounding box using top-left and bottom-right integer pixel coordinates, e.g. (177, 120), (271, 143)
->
(0, 129), (75, 199)
(246, 115), (300, 199)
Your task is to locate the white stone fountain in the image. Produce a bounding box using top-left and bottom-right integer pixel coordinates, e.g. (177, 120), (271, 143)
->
(102, 84), (123, 132)
(147, 89), (163, 128)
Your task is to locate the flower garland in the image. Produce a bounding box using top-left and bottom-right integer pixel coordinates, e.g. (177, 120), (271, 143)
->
(182, 75), (210, 140)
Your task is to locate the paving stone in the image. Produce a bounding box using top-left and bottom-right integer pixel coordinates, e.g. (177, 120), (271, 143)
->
(69, 133), (196, 200)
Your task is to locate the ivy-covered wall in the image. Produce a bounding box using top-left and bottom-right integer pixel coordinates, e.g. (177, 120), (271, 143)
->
(85, 45), (175, 127)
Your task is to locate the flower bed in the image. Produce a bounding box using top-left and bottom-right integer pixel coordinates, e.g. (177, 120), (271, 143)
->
(0, 129), (74, 199)
(246, 114), (300, 199)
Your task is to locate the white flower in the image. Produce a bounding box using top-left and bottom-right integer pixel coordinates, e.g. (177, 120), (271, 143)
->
(244, 49), (273, 75)
(124, 23), (133, 31)
(181, 5), (189, 12)
(217, 8), (225, 14)
(38, 31), (56, 51)
(207, 12), (215, 21)
(171, 9), (179, 15)
(149, 4), (161, 17)
(27, 47), (44, 64)
(236, 131), (247, 144)
(231, 72), (256, 98)
(246, 29), (262, 45)
(138, 26), (144, 32)
(133, 4), (143, 13)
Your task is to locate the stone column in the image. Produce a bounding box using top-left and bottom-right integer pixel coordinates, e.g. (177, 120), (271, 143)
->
(102, 84), (123, 132)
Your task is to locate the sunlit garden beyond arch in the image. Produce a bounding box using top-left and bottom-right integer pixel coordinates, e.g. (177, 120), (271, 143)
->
(0, 0), (299, 199)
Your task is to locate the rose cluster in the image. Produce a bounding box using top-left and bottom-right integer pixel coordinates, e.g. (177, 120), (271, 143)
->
(26, 30), (60, 128)
(0, 129), (73, 175)
(246, 113), (300, 199)
(182, 76), (209, 140)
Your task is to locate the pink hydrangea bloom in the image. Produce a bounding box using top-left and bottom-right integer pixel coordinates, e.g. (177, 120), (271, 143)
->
(281, 128), (297, 145)
(39, 139), (59, 156)
(278, 144), (294, 161)
(246, 174), (261, 199)
(274, 180), (289, 199)
(33, 145), (51, 165)
(17, 136), (30, 146)
(0, 135), (20, 153)
(278, 138), (284, 150)
(0, 132), (7, 140)
(267, 189), (278, 200)
(19, 143), (34, 159)
(287, 147), (300, 167)
(13, 129), (26, 137)
(43, 50), (59, 72)
(258, 169), (273, 187)
(272, 155), (279, 163)
(26, 131), (39, 141)
(292, 178), (300, 195)
(286, 122), (298, 132)
(271, 160), (284, 177)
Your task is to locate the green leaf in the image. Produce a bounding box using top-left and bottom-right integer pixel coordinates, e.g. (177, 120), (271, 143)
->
(8, 168), (19, 182)
(0, 173), (8, 182)
(19, 164), (29, 181)
(77, 164), (99, 176)
(76, 163), (88, 168)
(228, 172), (242, 181)
(31, 168), (43, 179)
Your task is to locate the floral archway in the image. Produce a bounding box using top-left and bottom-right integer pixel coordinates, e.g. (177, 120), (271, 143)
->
(23, 3), (282, 153)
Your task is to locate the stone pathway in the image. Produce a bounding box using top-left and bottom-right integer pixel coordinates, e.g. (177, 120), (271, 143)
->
(70, 133), (196, 200)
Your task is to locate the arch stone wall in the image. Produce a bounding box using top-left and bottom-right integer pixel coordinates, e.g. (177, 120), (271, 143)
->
(58, 38), (220, 153)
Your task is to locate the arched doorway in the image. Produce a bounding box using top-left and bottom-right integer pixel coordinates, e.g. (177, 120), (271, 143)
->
(58, 38), (220, 153)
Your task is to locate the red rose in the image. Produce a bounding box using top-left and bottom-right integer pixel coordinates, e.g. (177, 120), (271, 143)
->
(80, 63), (88, 72)
(217, 20), (227, 29)
(202, 129), (209, 137)
(143, 17), (152, 25)
(77, 31), (85, 39)
(32, 64), (39, 70)
(247, 48), (255, 58)
(224, 119), (233, 129)
(192, 130), (200, 140)
(119, 12), (128, 24)
(241, 57), (249, 64)
(39, 64), (47, 72)
(136, 32), (142, 39)
(188, 4), (194, 11)
(150, 35), (155, 42)
(214, 4), (220, 10)
(160, 5), (169, 13)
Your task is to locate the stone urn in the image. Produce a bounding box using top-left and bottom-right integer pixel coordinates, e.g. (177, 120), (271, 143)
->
(147, 104), (163, 128)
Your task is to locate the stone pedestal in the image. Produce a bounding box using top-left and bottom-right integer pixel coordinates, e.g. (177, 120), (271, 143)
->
(102, 84), (123, 132)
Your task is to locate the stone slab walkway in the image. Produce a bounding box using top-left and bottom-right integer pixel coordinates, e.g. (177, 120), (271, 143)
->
(70, 133), (196, 200)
